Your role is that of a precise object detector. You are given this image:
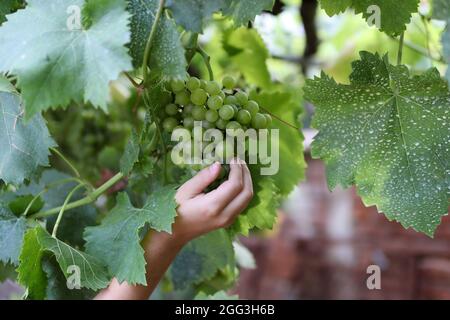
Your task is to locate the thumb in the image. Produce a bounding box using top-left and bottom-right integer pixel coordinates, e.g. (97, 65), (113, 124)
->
(176, 162), (221, 202)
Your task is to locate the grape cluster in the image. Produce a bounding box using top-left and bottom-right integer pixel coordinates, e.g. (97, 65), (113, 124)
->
(161, 76), (272, 134)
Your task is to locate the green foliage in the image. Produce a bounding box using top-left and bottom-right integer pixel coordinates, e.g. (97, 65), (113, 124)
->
(319, 0), (420, 36)
(0, 0), (132, 119)
(170, 230), (235, 290)
(120, 129), (140, 175)
(195, 290), (238, 300)
(0, 90), (55, 185)
(18, 226), (110, 299)
(0, 0), (22, 24)
(84, 187), (177, 285)
(128, 0), (187, 78)
(223, 0), (275, 26)
(305, 52), (450, 236)
(432, 0), (450, 20)
(0, 205), (27, 264)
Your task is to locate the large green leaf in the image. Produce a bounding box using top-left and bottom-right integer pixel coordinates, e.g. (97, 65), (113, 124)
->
(0, 205), (26, 264)
(17, 226), (110, 300)
(222, 0), (275, 26)
(304, 52), (450, 236)
(128, 0), (187, 79)
(84, 187), (177, 285)
(120, 129), (140, 176)
(224, 28), (271, 89)
(166, 0), (229, 33)
(0, 0), (22, 25)
(0, 90), (55, 185)
(433, 0), (450, 20)
(320, 0), (419, 36)
(0, 0), (132, 119)
(170, 230), (235, 290)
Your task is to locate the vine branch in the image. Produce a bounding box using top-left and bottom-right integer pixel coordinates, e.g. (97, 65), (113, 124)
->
(196, 47), (214, 81)
(397, 32), (405, 65)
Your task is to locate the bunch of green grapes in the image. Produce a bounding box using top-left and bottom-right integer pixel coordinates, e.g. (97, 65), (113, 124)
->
(160, 76), (272, 170)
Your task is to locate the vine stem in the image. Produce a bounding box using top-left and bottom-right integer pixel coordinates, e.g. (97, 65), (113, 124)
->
(51, 183), (85, 238)
(142, 0), (166, 85)
(397, 32), (405, 65)
(390, 36), (445, 63)
(50, 147), (80, 178)
(31, 172), (124, 219)
(197, 47), (214, 81)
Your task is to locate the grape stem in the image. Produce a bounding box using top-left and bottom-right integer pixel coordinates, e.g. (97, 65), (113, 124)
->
(142, 0), (166, 85)
(30, 172), (124, 219)
(51, 183), (85, 238)
(259, 106), (299, 130)
(196, 47), (214, 81)
(50, 147), (80, 178)
(397, 32), (404, 65)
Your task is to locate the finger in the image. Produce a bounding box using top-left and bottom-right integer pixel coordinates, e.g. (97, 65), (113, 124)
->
(203, 158), (244, 210)
(176, 162), (221, 202)
(220, 161), (253, 225)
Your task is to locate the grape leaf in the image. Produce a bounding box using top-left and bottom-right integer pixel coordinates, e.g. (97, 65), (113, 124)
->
(319, 0), (352, 15)
(42, 257), (95, 300)
(0, 0), (21, 25)
(128, 0), (187, 79)
(17, 226), (110, 299)
(251, 90), (306, 196)
(84, 187), (177, 285)
(319, 0), (419, 36)
(0, 75), (15, 93)
(230, 175), (279, 236)
(166, 0), (229, 33)
(0, 205), (26, 264)
(170, 230), (235, 290)
(120, 129), (140, 176)
(0, 0), (132, 119)
(0, 90), (56, 185)
(433, 0), (450, 20)
(222, 0), (275, 26)
(224, 28), (271, 89)
(304, 51), (450, 236)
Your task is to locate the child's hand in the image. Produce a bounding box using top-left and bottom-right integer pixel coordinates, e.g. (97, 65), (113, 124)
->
(171, 158), (253, 246)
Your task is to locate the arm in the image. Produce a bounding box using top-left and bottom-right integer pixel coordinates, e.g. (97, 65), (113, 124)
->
(95, 159), (253, 300)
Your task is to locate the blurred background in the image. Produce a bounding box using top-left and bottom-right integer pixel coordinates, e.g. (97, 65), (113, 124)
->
(1, 0), (449, 300)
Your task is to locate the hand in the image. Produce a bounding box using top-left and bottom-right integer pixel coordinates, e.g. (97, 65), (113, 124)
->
(170, 158), (254, 246)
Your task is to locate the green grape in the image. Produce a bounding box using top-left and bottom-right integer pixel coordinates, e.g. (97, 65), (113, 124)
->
(191, 88), (208, 106)
(205, 81), (221, 95)
(171, 79), (185, 92)
(224, 95), (238, 105)
(187, 76), (201, 91)
(207, 95), (223, 110)
(183, 117), (194, 129)
(163, 117), (178, 132)
(192, 105), (206, 121)
(235, 91), (248, 105)
(182, 104), (194, 117)
(219, 105), (235, 120)
(202, 121), (215, 129)
(244, 100), (259, 116)
(237, 109), (252, 125)
(264, 113), (273, 127)
(252, 113), (267, 129)
(215, 141), (235, 162)
(200, 79), (208, 89)
(205, 109), (219, 123)
(231, 104), (239, 115)
(222, 76), (236, 90)
(215, 118), (228, 130)
(218, 91), (226, 99)
(165, 103), (179, 116)
(226, 121), (242, 130)
(175, 90), (191, 105)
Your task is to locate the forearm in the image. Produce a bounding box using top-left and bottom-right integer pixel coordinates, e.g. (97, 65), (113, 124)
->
(95, 231), (184, 300)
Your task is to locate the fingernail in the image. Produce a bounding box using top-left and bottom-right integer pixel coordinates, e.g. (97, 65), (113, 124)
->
(209, 161), (220, 172)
